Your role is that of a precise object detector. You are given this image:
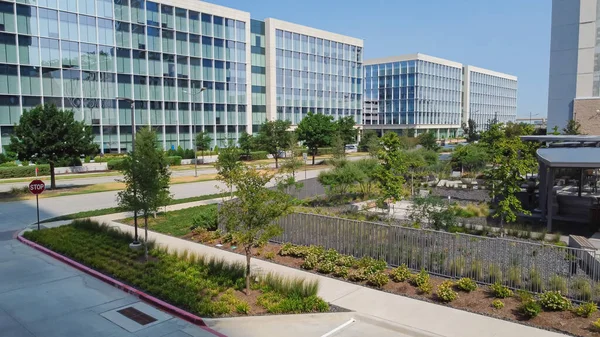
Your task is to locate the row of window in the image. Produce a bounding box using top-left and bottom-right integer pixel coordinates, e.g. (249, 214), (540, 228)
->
(2, 1), (247, 41)
(275, 49), (361, 77)
(366, 61), (462, 78)
(470, 83), (517, 98)
(275, 29), (361, 63)
(363, 112), (461, 126)
(470, 72), (517, 90)
(365, 74), (462, 92)
(275, 107), (360, 124)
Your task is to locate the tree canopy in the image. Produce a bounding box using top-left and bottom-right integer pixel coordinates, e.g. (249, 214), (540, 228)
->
(461, 119), (480, 142)
(296, 112), (335, 165)
(563, 120), (583, 135)
(195, 131), (212, 161)
(374, 132), (408, 207)
(238, 131), (255, 159)
(254, 120), (291, 168)
(334, 116), (358, 145)
(7, 104), (98, 189)
(417, 132), (440, 151)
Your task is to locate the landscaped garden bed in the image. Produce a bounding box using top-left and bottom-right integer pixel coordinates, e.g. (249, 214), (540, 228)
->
(22, 219), (330, 317)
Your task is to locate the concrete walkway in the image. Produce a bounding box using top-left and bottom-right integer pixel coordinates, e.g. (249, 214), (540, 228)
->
(40, 213), (568, 337)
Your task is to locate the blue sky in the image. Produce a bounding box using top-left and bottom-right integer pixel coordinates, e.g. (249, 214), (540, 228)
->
(211, 0), (551, 118)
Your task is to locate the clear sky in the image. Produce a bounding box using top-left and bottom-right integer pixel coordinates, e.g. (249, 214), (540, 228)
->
(210, 0), (551, 118)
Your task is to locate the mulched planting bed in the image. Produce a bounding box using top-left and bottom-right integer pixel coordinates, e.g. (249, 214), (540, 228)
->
(187, 231), (600, 337)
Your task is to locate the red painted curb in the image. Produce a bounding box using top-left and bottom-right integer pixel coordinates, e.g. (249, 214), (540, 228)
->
(17, 234), (227, 337)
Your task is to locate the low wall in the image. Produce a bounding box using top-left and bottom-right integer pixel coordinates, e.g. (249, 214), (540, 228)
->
(54, 163), (108, 174)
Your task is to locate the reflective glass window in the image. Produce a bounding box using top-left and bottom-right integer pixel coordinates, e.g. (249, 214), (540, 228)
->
(81, 43), (98, 71)
(116, 21), (130, 47)
(130, 0), (144, 23)
(0, 2), (15, 33)
(148, 51), (161, 76)
(189, 34), (200, 57)
(114, 0), (129, 21)
(39, 9), (59, 38)
(175, 7), (187, 31)
(78, 0), (95, 16)
(161, 5), (173, 29)
(147, 26), (159, 51)
(59, 12), (78, 41)
(61, 40), (79, 68)
(98, 18), (114, 45)
(98, 45), (114, 72)
(42, 67), (61, 95)
(213, 16), (223, 38)
(79, 15), (97, 43)
(161, 29), (174, 52)
(132, 24), (145, 49)
(116, 47), (131, 73)
(132, 49), (146, 75)
(146, 1), (159, 26)
(189, 11), (199, 34)
(0, 65), (18, 94)
(201, 13), (211, 36)
(16, 5), (37, 35)
(20, 65), (40, 95)
(98, 0), (113, 18)
(0, 33), (16, 64)
(18, 35), (39, 65)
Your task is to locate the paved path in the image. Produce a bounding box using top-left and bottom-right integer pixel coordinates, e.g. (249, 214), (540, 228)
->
(0, 238), (220, 337)
(63, 215), (567, 337)
(0, 169), (325, 233)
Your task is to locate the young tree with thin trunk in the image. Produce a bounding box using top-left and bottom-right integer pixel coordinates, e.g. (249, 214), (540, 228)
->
(215, 140), (242, 197)
(296, 112), (335, 165)
(277, 132), (304, 194)
(195, 131), (212, 163)
(118, 127), (171, 260)
(219, 166), (293, 294)
(374, 132), (408, 214)
(238, 131), (255, 160)
(7, 104), (98, 189)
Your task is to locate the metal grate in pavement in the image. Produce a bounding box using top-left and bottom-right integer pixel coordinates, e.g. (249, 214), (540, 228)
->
(117, 307), (157, 326)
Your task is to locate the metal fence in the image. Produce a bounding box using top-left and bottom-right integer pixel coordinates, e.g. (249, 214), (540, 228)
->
(272, 212), (600, 302)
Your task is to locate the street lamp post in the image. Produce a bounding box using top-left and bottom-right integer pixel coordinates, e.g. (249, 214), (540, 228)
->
(186, 85), (206, 177)
(116, 97), (140, 247)
(529, 112), (540, 125)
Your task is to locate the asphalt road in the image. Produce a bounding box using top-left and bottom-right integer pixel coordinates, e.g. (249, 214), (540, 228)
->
(0, 169), (326, 232)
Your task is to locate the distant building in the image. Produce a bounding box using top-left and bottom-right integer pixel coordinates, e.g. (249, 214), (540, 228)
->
(363, 53), (517, 138)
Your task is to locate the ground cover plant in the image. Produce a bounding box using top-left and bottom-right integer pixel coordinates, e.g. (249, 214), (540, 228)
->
(23, 219), (328, 317)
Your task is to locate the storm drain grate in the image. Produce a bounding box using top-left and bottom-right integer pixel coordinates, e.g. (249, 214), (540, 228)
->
(117, 307), (157, 326)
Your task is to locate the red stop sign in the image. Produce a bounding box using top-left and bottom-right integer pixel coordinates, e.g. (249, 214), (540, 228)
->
(29, 180), (45, 195)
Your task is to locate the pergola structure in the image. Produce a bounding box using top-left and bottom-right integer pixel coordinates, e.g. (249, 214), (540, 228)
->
(521, 135), (600, 231)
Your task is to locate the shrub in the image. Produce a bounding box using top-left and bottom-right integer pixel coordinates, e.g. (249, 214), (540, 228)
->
(547, 275), (568, 294)
(261, 272), (319, 298)
(575, 302), (598, 318)
(319, 249), (340, 264)
(0, 161), (17, 167)
(248, 151), (269, 161)
(436, 281), (458, 302)
(190, 206), (218, 231)
(264, 252), (275, 260)
(390, 264), (411, 283)
(347, 268), (368, 282)
(332, 266), (349, 278)
(410, 269), (433, 294)
(167, 156), (182, 166)
(367, 271), (389, 288)
(456, 278), (477, 292)
(492, 299), (504, 310)
(516, 290), (534, 303)
(301, 254), (318, 270)
(519, 300), (542, 319)
(572, 277), (593, 301)
(107, 159), (127, 171)
(316, 261), (335, 274)
(487, 264), (502, 284)
(490, 282), (513, 298)
(279, 243), (310, 258)
(593, 318), (600, 332)
(335, 255), (356, 268)
(357, 256), (387, 275)
(539, 291), (571, 311)
(0, 164), (51, 178)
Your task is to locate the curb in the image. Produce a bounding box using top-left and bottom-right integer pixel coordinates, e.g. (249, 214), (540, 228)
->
(17, 235), (227, 337)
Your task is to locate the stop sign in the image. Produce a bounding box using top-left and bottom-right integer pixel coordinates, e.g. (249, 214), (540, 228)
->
(29, 180), (45, 195)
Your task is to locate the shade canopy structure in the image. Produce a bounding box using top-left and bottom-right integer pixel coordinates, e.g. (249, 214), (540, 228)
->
(537, 148), (600, 168)
(522, 135), (600, 143)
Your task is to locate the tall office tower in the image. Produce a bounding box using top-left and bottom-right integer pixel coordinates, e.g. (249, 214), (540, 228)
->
(548, 0), (600, 134)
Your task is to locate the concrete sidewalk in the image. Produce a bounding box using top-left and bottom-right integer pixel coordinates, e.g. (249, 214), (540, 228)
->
(50, 216), (567, 337)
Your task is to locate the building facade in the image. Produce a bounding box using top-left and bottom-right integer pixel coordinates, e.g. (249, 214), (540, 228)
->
(363, 54), (515, 138)
(264, 18), (363, 126)
(548, 0), (600, 134)
(463, 66), (518, 132)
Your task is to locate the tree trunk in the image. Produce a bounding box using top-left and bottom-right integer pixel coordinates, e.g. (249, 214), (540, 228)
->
(245, 245), (251, 295)
(312, 152), (315, 165)
(275, 154), (279, 169)
(49, 162), (56, 189)
(144, 214), (149, 262)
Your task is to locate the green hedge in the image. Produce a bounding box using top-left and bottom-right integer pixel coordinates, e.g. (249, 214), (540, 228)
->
(107, 159), (127, 171)
(167, 156), (182, 166)
(94, 154), (127, 163)
(0, 162), (17, 167)
(0, 165), (51, 179)
(317, 148), (333, 155)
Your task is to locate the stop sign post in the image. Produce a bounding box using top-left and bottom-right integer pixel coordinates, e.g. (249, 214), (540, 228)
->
(29, 180), (45, 230)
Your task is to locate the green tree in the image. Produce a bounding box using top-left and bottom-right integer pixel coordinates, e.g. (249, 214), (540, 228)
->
(277, 133), (304, 194)
(550, 126), (561, 135)
(358, 130), (380, 154)
(404, 150), (428, 196)
(117, 128), (171, 259)
(374, 132), (408, 211)
(418, 132), (440, 151)
(195, 131), (212, 163)
(563, 119), (583, 135)
(461, 119), (480, 142)
(504, 122), (534, 138)
(7, 104), (98, 189)
(354, 159), (379, 198)
(238, 131), (255, 160)
(215, 141), (242, 196)
(485, 136), (537, 226)
(254, 120), (291, 168)
(409, 196), (457, 230)
(335, 116), (358, 145)
(297, 112), (335, 165)
(331, 133), (346, 162)
(219, 166), (293, 294)
(451, 144), (488, 173)
(318, 162), (361, 198)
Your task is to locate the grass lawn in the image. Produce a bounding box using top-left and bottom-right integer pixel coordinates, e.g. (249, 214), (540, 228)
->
(23, 220), (328, 317)
(39, 192), (229, 223)
(0, 171), (121, 184)
(120, 204), (216, 237)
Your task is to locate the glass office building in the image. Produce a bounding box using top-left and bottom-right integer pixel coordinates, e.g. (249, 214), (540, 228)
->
(463, 66), (518, 132)
(264, 18), (363, 125)
(250, 19), (266, 132)
(0, 0), (251, 152)
(364, 54), (463, 138)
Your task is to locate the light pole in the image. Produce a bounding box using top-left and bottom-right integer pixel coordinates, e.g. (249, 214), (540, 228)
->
(529, 112), (539, 125)
(116, 97), (140, 247)
(184, 85), (207, 177)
